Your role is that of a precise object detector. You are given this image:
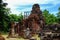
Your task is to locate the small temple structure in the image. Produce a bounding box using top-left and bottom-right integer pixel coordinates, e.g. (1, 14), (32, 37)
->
(7, 4), (45, 38)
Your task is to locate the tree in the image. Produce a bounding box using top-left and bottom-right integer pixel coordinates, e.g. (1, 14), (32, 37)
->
(57, 7), (60, 23)
(43, 9), (49, 25)
(18, 13), (23, 21)
(0, 0), (10, 32)
(43, 9), (57, 25)
(9, 13), (23, 22)
(9, 14), (19, 22)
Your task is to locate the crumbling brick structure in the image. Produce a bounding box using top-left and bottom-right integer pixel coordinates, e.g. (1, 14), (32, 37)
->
(8, 4), (45, 38)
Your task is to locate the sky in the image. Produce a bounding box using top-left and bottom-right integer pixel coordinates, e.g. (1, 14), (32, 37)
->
(3, 0), (60, 15)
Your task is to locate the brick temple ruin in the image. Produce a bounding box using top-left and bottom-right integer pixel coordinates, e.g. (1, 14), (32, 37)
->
(7, 4), (45, 38)
(7, 4), (60, 40)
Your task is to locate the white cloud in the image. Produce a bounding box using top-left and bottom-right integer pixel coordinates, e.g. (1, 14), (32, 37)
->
(4, 0), (49, 5)
(10, 9), (20, 15)
(3, 0), (60, 15)
(4, 0), (56, 8)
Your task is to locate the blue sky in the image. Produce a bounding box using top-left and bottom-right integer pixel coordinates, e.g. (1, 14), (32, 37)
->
(3, 0), (60, 15)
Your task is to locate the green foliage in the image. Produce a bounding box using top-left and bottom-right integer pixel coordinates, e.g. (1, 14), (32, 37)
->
(18, 13), (23, 21)
(9, 14), (19, 22)
(9, 13), (23, 22)
(0, 0), (10, 32)
(57, 7), (60, 23)
(43, 9), (57, 25)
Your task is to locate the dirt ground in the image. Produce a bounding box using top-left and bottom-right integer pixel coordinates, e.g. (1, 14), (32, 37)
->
(2, 35), (24, 40)
(2, 35), (41, 40)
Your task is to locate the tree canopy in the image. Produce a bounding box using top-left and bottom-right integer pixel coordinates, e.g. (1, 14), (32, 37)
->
(0, 0), (10, 32)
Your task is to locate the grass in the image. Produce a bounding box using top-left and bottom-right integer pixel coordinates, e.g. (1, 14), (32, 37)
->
(2, 34), (41, 40)
(2, 35), (25, 40)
